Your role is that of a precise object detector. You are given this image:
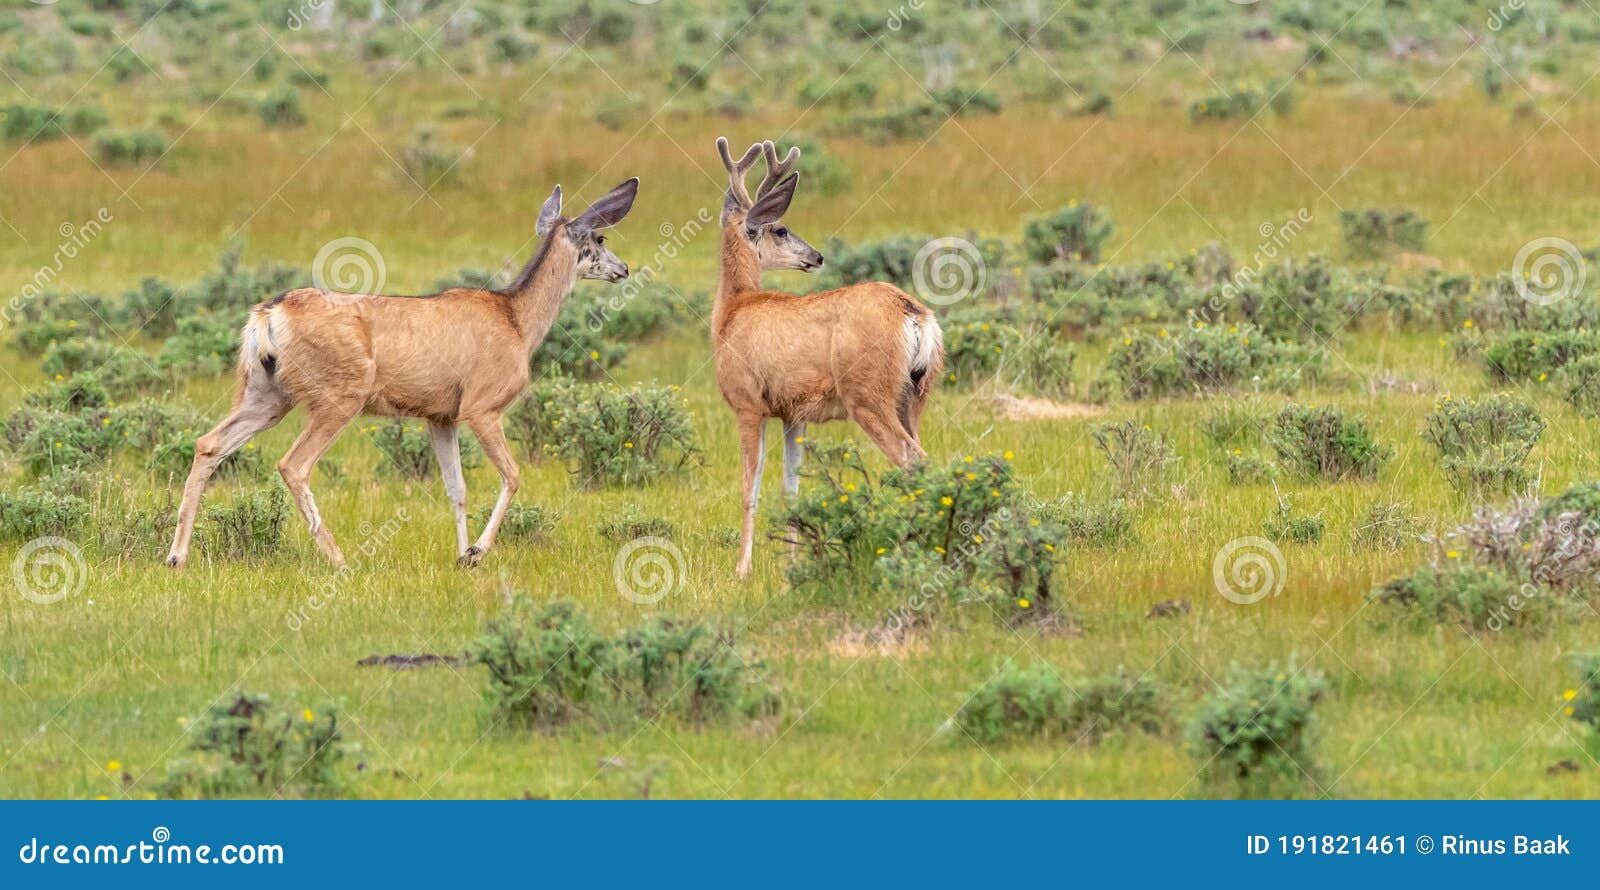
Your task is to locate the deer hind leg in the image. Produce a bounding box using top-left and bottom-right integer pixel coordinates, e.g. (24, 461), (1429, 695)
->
(735, 414), (767, 580)
(166, 384), (291, 568)
(428, 420), (469, 558)
(278, 404), (358, 567)
(851, 404), (919, 468)
(897, 384), (930, 463)
(459, 414), (518, 568)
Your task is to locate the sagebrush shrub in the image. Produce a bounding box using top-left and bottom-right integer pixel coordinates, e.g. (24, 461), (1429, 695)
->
(1558, 354), (1600, 416)
(158, 316), (238, 374)
(956, 661), (1163, 745)
(1368, 562), (1545, 632)
(1566, 652), (1600, 740)
(531, 379), (699, 488)
(151, 433), (266, 482)
(363, 420), (483, 479)
(1422, 393), (1544, 495)
(1103, 324), (1322, 399)
(1022, 201), (1114, 264)
(0, 483), (89, 540)
(1091, 420), (1177, 499)
(598, 505), (675, 542)
(92, 128), (169, 165)
(1352, 500), (1417, 550)
(1200, 400), (1265, 448)
(469, 596), (777, 729)
(1340, 208), (1428, 257)
(476, 503), (558, 543)
(781, 446), (1061, 621)
(1482, 329), (1600, 381)
(160, 693), (348, 798)
(199, 486), (290, 560)
(1223, 448), (1273, 485)
(1262, 500), (1324, 544)
(1267, 404), (1391, 481)
(1032, 492), (1136, 547)
(1186, 661), (1326, 795)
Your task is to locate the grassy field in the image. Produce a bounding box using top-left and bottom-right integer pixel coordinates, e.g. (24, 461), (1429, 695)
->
(6, 3), (1600, 799)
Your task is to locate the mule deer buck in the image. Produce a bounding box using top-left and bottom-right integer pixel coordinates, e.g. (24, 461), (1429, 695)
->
(712, 137), (943, 578)
(165, 178), (640, 569)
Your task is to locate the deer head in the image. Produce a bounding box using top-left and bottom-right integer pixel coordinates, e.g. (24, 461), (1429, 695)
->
(535, 177), (640, 282)
(717, 137), (823, 273)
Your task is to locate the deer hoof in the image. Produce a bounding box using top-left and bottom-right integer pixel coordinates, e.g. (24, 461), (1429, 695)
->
(165, 554), (185, 570)
(457, 546), (485, 568)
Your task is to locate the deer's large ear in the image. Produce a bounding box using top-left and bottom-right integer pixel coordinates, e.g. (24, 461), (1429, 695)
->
(721, 188), (743, 226)
(746, 172), (798, 228)
(536, 185), (562, 237)
(572, 178), (640, 233)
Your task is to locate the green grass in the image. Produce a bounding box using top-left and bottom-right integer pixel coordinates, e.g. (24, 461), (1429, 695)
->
(6, 11), (1600, 797)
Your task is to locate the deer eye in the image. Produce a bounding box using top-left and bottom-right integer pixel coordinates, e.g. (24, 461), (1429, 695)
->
(773, 227), (788, 239)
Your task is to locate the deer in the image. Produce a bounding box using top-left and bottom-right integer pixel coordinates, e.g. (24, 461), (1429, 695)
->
(165, 177), (640, 570)
(712, 137), (944, 579)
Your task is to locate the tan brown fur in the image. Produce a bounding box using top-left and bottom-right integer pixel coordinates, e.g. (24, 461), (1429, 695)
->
(166, 177), (639, 569)
(711, 139), (943, 578)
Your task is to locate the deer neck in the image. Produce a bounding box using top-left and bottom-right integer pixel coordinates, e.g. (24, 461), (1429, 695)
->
(713, 222), (763, 334)
(507, 239), (580, 353)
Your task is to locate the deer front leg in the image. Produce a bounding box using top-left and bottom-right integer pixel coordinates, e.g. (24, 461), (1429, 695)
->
(460, 415), (518, 568)
(428, 420), (470, 558)
(735, 414), (766, 580)
(781, 421), (805, 499)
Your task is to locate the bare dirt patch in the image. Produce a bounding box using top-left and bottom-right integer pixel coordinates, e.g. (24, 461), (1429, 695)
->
(992, 393), (1107, 422)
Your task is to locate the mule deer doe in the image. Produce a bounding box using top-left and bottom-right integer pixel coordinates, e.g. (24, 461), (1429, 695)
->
(166, 178), (640, 569)
(711, 138), (944, 578)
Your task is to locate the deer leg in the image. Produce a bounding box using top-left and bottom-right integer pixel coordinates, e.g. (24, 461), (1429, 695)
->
(735, 414), (766, 580)
(781, 421), (805, 499)
(166, 387), (290, 568)
(781, 420), (804, 559)
(278, 407), (356, 567)
(428, 420), (470, 558)
(852, 407), (917, 468)
(460, 415), (518, 567)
